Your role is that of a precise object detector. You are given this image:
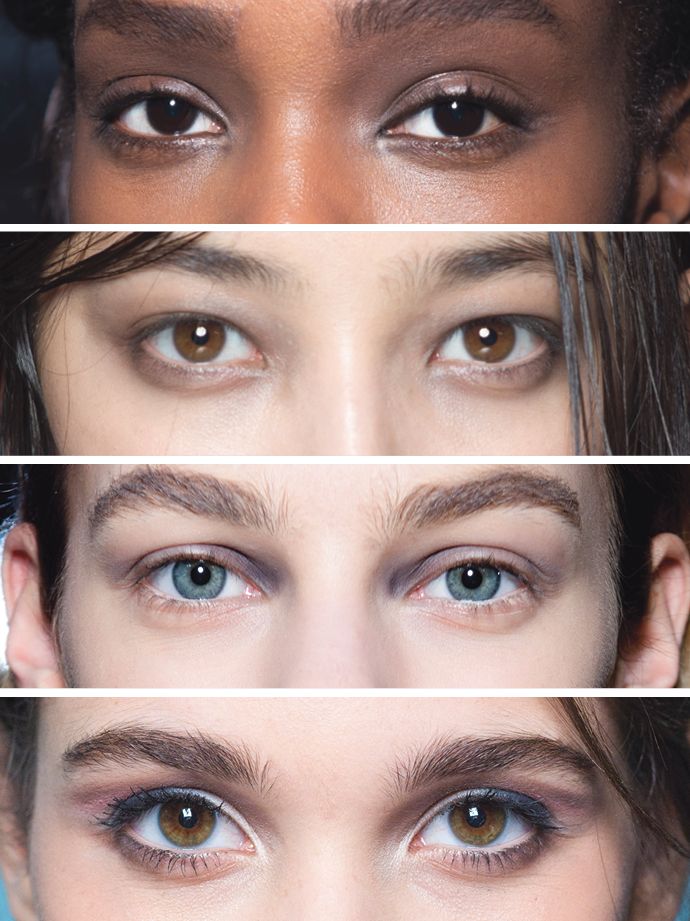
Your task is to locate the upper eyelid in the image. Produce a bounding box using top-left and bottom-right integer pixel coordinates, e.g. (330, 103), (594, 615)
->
(391, 546), (534, 598)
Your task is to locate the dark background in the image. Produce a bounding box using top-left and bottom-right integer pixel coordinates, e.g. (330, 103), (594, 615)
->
(0, 10), (59, 223)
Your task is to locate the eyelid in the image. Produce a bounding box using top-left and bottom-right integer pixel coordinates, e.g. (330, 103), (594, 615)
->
(432, 314), (562, 364)
(130, 544), (277, 597)
(98, 77), (229, 136)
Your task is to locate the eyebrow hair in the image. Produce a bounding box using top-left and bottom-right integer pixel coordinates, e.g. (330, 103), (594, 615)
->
(385, 470), (582, 535)
(391, 734), (596, 797)
(145, 243), (294, 290)
(337, 0), (559, 41)
(88, 468), (285, 538)
(63, 726), (273, 794)
(76, 0), (237, 51)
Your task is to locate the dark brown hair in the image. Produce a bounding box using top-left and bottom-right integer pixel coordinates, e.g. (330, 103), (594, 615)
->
(0, 231), (689, 456)
(0, 697), (688, 858)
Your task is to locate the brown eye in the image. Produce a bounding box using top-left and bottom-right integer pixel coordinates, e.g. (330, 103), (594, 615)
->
(158, 800), (217, 848)
(449, 803), (507, 846)
(462, 318), (516, 363)
(173, 319), (228, 362)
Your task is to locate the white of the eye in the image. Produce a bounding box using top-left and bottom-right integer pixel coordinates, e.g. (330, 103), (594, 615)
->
(437, 323), (539, 363)
(420, 803), (530, 850)
(423, 567), (520, 602)
(150, 563), (250, 600)
(130, 793), (247, 851)
(119, 101), (219, 137)
(149, 323), (255, 365)
(398, 105), (501, 139)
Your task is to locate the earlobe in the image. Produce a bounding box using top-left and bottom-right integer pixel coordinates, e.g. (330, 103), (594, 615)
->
(636, 82), (690, 224)
(2, 523), (64, 689)
(615, 533), (690, 688)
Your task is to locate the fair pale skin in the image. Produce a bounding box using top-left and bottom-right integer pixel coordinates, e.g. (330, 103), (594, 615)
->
(38, 231), (579, 455)
(66, 0), (690, 222)
(0, 698), (683, 921)
(3, 463), (690, 688)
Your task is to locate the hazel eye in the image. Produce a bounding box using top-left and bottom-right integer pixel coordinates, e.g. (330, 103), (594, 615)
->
(417, 799), (531, 851)
(129, 792), (251, 853)
(436, 318), (543, 365)
(391, 98), (503, 139)
(149, 559), (260, 602)
(147, 318), (258, 366)
(422, 563), (522, 603)
(117, 95), (224, 138)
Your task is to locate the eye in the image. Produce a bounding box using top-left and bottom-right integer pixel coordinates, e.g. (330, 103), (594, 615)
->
(112, 788), (254, 855)
(115, 94), (224, 138)
(422, 563), (522, 604)
(392, 97), (504, 140)
(149, 558), (260, 602)
(146, 318), (258, 366)
(436, 318), (544, 365)
(414, 792), (540, 854)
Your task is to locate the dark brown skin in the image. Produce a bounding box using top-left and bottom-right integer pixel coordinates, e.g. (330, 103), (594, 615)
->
(67, 0), (656, 223)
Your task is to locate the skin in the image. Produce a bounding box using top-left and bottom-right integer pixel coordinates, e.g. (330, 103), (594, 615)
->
(4, 698), (678, 921)
(27, 463), (621, 687)
(67, 0), (643, 222)
(38, 231), (580, 455)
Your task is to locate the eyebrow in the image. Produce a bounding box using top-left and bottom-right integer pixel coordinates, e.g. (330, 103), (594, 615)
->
(337, 0), (560, 41)
(76, 0), (237, 51)
(145, 243), (294, 291)
(390, 734), (596, 797)
(385, 470), (582, 535)
(63, 726), (273, 794)
(89, 468), (285, 538)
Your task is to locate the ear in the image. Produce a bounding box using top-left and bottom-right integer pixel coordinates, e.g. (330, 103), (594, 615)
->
(615, 533), (690, 688)
(635, 82), (690, 224)
(0, 732), (38, 921)
(2, 523), (65, 689)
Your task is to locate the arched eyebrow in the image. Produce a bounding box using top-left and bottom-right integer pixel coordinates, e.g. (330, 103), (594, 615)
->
(382, 470), (582, 537)
(337, 0), (561, 42)
(75, 0), (238, 51)
(389, 734), (596, 798)
(88, 467), (287, 539)
(62, 726), (274, 795)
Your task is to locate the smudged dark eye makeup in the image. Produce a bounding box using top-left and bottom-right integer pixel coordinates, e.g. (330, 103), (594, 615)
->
(410, 787), (562, 874)
(95, 783), (562, 880)
(98, 787), (255, 877)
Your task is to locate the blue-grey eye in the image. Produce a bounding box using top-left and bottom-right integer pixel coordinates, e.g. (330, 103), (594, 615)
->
(446, 565), (501, 601)
(171, 561), (228, 600)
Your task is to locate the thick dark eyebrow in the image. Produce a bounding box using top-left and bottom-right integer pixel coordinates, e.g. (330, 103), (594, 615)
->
(409, 234), (586, 291)
(391, 734), (596, 797)
(338, 0), (560, 41)
(384, 470), (582, 535)
(76, 0), (237, 51)
(63, 726), (273, 794)
(88, 468), (285, 538)
(140, 243), (293, 291)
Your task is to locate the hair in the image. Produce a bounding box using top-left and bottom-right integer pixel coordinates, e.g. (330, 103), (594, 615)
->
(6, 462), (689, 679)
(2, 0), (690, 219)
(0, 697), (688, 865)
(0, 231), (689, 456)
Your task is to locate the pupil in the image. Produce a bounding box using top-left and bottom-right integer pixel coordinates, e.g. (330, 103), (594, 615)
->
(466, 805), (486, 828)
(178, 806), (199, 830)
(191, 563), (212, 586)
(461, 567), (483, 590)
(478, 326), (498, 346)
(146, 96), (196, 135)
(192, 325), (210, 346)
(433, 99), (485, 138)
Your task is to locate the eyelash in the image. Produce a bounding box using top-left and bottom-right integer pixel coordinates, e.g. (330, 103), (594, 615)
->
(410, 787), (560, 874)
(133, 547), (265, 614)
(99, 787), (252, 877)
(430, 315), (563, 386)
(407, 548), (537, 617)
